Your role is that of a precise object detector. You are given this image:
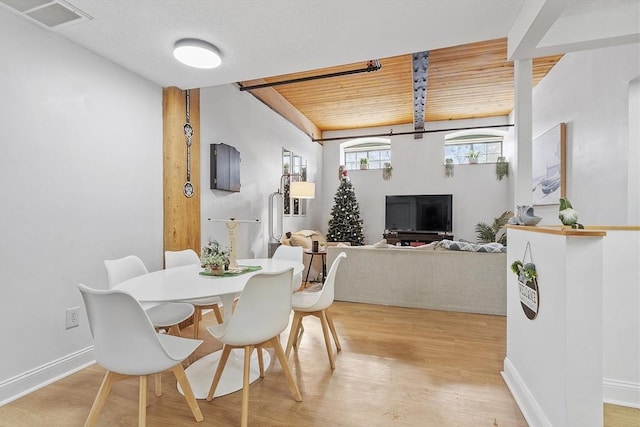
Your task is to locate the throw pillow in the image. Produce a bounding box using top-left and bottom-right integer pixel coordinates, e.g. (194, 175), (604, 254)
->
(372, 239), (388, 248)
(414, 241), (440, 250)
(289, 234), (312, 249)
(440, 239), (506, 253)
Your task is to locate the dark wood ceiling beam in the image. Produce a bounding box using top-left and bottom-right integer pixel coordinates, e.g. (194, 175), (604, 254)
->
(412, 51), (429, 139)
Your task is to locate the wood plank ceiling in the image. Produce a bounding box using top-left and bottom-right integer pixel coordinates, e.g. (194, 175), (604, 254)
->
(241, 38), (562, 136)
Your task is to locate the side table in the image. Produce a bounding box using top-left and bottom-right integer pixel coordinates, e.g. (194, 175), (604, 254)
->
(303, 250), (326, 284)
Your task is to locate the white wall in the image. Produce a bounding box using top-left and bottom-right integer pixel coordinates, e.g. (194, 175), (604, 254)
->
(601, 230), (640, 407)
(199, 85), (323, 258)
(504, 229), (605, 427)
(0, 8), (323, 404)
(321, 118), (513, 243)
(531, 43), (640, 225)
(508, 42), (640, 409)
(0, 10), (163, 402)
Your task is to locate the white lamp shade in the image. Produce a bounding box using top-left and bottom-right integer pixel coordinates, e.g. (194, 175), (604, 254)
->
(290, 181), (315, 199)
(173, 39), (222, 69)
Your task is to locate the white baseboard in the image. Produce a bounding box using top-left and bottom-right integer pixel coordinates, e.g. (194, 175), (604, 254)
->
(603, 378), (640, 409)
(501, 357), (553, 427)
(0, 346), (95, 406)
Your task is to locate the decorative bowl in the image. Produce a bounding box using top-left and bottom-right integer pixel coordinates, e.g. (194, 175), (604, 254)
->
(522, 216), (542, 226)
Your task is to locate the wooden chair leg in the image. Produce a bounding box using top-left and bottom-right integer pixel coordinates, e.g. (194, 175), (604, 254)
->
(193, 307), (201, 339)
(257, 346), (265, 378)
(207, 345), (232, 401)
(168, 324), (182, 337)
(138, 375), (148, 427)
(319, 311), (336, 369)
(271, 337), (302, 402)
(212, 304), (223, 323)
(84, 371), (119, 427)
(241, 345), (254, 427)
(172, 364), (204, 422)
(325, 309), (341, 351)
(285, 312), (303, 357)
(154, 373), (162, 397)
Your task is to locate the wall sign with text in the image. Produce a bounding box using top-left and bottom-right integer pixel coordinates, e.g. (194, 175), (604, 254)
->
(518, 276), (539, 320)
(511, 242), (540, 320)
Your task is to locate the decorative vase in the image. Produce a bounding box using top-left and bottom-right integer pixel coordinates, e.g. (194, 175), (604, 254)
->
(518, 205), (542, 226)
(207, 265), (225, 276)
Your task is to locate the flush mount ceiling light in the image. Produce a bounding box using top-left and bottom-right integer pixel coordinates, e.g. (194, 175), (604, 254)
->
(173, 38), (221, 69)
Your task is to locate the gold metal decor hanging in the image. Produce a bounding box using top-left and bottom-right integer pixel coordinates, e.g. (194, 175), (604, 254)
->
(182, 90), (194, 198)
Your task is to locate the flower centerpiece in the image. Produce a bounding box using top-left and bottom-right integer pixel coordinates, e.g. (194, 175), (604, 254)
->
(200, 240), (230, 275)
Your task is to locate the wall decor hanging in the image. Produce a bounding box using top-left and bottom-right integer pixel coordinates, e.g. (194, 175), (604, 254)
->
(183, 89), (194, 198)
(510, 242), (539, 320)
(532, 123), (566, 205)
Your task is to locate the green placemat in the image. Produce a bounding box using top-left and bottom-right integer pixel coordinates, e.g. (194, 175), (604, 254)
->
(199, 265), (262, 277)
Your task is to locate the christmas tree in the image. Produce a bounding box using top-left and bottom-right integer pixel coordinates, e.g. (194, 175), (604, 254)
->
(326, 169), (365, 245)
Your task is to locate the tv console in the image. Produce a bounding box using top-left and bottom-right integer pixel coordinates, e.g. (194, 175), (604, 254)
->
(383, 231), (453, 246)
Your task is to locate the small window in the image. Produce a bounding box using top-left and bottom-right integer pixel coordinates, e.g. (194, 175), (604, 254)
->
(342, 138), (391, 170)
(444, 130), (506, 164)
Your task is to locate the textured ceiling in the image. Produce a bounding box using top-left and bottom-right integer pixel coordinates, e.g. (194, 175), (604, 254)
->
(2, 0), (637, 137)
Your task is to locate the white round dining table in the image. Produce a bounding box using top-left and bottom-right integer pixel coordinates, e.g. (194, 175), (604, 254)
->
(116, 258), (303, 321)
(115, 258), (304, 399)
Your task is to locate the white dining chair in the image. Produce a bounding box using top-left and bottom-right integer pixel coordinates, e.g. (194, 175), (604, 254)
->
(205, 268), (302, 427)
(104, 255), (196, 396)
(104, 255), (194, 337)
(285, 252), (346, 370)
(272, 244), (304, 291)
(77, 284), (204, 426)
(164, 249), (224, 338)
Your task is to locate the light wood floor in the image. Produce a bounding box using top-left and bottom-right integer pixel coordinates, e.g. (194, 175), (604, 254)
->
(0, 302), (637, 426)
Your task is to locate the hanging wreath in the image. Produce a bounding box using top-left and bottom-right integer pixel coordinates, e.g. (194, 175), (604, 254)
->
(510, 242), (539, 320)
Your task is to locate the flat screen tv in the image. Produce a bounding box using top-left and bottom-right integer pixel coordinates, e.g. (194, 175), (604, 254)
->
(385, 194), (453, 233)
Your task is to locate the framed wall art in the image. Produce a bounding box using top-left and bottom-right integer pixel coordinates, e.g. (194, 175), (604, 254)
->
(532, 123), (566, 205)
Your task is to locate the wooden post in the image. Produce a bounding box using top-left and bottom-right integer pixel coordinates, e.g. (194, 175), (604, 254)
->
(163, 87), (201, 257)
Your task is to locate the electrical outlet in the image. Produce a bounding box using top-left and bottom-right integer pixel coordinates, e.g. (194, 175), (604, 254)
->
(65, 307), (80, 329)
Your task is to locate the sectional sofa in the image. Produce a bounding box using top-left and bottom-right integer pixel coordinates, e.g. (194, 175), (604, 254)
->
(326, 243), (507, 315)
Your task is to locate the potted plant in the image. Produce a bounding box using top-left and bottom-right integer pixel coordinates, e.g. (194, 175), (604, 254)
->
(283, 162), (289, 174)
(445, 158), (454, 177)
(475, 210), (513, 245)
(467, 150), (480, 164)
(200, 240), (230, 275)
(360, 158), (369, 170)
(510, 260), (537, 282)
(382, 162), (392, 180)
(496, 156), (508, 180)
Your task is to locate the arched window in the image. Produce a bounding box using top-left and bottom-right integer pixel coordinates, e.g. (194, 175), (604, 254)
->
(444, 129), (507, 164)
(341, 137), (391, 170)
